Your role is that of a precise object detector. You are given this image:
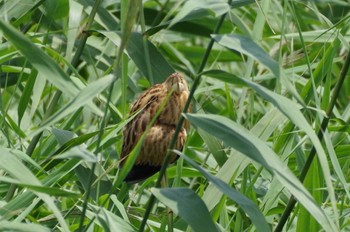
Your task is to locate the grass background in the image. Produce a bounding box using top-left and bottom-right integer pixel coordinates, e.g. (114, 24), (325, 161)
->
(0, 0), (349, 231)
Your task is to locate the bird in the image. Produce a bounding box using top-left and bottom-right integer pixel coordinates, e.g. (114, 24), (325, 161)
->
(120, 72), (190, 183)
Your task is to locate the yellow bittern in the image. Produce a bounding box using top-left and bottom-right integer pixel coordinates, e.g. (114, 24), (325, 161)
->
(120, 72), (190, 183)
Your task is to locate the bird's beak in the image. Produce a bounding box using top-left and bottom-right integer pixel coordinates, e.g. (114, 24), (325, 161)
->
(172, 82), (185, 93)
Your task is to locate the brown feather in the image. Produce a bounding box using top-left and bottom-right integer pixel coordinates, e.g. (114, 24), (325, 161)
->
(121, 72), (191, 183)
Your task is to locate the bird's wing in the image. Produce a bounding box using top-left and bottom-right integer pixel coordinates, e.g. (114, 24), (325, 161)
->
(124, 125), (187, 183)
(121, 83), (166, 161)
(129, 83), (164, 115)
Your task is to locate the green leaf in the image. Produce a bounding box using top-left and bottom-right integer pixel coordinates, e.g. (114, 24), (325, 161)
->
(53, 147), (98, 162)
(50, 128), (100, 161)
(197, 128), (227, 166)
(82, 204), (135, 231)
(144, 0), (231, 36)
(184, 113), (337, 232)
(0, 221), (50, 232)
(169, 0), (230, 28)
(51, 128), (76, 146)
(0, 0), (37, 19)
(18, 69), (37, 125)
(74, 164), (114, 199)
(5, 114), (26, 138)
(0, 159), (79, 220)
(173, 150), (270, 232)
(0, 148), (70, 232)
(128, 32), (175, 84)
(203, 69), (337, 225)
(201, 108), (286, 212)
(0, 176), (79, 197)
(44, 0), (69, 20)
(101, 31), (175, 84)
(212, 34), (303, 103)
(301, 40), (339, 104)
(29, 74), (114, 136)
(0, 19), (80, 97)
(151, 188), (219, 232)
(49, 128), (113, 198)
(230, 0), (256, 8)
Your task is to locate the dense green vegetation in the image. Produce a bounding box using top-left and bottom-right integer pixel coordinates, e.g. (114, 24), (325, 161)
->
(0, 0), (349, 231)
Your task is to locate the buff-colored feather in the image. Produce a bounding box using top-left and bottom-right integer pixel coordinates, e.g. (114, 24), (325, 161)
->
(121, 72), (191, 183)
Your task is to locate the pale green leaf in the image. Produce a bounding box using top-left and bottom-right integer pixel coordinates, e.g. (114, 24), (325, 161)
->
(185, 113), (337, 231)
(0, 19), (80, 97)
(174, 150), (270, 232)
(151, 188), (219, 232)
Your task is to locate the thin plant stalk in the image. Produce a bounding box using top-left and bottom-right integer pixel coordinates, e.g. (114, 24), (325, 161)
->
(26, 0), (101, 157)
(4, 0), (103, 203)
(78, 0), (142, 230)
(274, 45), (350, 232)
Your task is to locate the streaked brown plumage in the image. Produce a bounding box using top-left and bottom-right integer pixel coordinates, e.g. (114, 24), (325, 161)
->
(121, 72), (190, 183)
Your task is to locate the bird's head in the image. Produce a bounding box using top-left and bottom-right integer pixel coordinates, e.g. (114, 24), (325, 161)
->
(164, 72), (189, 94)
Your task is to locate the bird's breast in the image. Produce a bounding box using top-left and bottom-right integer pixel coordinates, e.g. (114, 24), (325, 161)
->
(158, 91), (188, 126)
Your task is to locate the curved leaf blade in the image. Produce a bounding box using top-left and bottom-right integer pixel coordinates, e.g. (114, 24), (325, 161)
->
(0, 19), (79, 97)
(29, 75), (114, 136)
(185, 113), (337, 232)
(212, 34), (303, 103)
(101, 31), (174, 84)
(203, 69), (337, 225)
(151, 187), (219, 232)
(173, 150), (270, 232)
(0, 221), (50, 232)
(0, 148), (70, 232)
